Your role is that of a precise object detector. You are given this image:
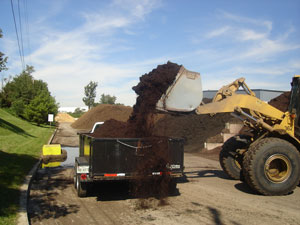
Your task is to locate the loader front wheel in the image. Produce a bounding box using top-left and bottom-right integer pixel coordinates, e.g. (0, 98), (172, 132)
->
(219, 135), (250, 180)
(243, 137), (300, 196)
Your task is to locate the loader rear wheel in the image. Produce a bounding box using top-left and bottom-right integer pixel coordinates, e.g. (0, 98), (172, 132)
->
(243, 137), (300, 196)
(76, 175), (87, 197)
(219, 135), (250, 180)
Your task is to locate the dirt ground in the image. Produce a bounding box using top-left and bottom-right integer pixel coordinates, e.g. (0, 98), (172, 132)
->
(51, 122), (80, 146)
(28, 122), (300, 225)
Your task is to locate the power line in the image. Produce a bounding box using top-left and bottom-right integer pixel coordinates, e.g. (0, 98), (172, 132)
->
(24, 0), (31, 64)
(10, 0), (25, 70)
(17, 0), (25, 67)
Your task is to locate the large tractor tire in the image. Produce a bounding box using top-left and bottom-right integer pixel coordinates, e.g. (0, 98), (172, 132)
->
(243, 137), (300, 196)
(219, 135), (250, 180)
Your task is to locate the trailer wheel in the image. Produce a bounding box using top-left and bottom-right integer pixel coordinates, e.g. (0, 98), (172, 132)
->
(74, 173), (77, 189)
(76, 175), (87, 197)
(219, 135), (250, 180)
(168, 180), (177, 195)
(243, 137), (300, 195)
(74, 163), (78, 189)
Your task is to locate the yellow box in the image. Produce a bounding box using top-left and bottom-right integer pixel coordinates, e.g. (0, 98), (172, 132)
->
(42, 144), (61, 155)
(42, 162), (61, 168)
(42, 144), (61, 168)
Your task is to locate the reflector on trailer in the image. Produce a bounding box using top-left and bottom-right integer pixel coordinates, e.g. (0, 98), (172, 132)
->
(81, 174), (87, 180)
(104, 173), (126, 177)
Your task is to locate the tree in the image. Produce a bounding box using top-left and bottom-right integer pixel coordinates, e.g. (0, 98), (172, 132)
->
(68, 107), (86, 118)
(24, 90), (58, 125)
(99, 93), (117, 104)
(82, 81), (98, 109)
(0, 29), (8, 73)
(0, 28), (8, 90)
(1, 65), (36, 109)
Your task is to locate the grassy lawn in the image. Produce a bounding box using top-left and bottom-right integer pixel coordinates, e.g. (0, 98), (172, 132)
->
(0, 109), (54, 225)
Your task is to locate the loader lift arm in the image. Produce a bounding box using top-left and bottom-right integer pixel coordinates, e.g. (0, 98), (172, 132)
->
(195, 77), (295, 140)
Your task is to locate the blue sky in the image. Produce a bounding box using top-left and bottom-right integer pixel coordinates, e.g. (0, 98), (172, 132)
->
(0, 0), (299, 107)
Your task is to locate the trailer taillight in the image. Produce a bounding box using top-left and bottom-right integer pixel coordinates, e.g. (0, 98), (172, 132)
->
(81, 173), (87, 180)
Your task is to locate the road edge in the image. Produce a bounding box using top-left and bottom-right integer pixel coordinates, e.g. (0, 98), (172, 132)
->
(17, 127), (58, 225)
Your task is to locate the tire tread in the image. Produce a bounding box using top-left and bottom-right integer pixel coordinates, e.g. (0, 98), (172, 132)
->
(243, 137), (300, 196)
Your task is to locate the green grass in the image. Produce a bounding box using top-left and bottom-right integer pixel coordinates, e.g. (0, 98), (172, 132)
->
(0, 108), (54, 225)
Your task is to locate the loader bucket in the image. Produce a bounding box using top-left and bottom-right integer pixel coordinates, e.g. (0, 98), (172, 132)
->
(156, 66), (203, 112)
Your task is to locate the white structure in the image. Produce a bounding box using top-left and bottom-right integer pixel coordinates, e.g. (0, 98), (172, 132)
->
(58, 106), (88, 113)
(203, 89), (284, 102)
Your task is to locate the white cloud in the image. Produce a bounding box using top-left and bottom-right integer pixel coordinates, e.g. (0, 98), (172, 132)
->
(197, 12), (299, 64)
(220, 11), (272, 31)
(111, 0), (162, 19)
(205, 26), (231, 38)
(238, 29), (266, 41)
(240, 39), (300, 61)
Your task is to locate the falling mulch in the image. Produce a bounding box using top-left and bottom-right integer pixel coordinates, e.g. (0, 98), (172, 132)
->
(71, 104), (132, 130)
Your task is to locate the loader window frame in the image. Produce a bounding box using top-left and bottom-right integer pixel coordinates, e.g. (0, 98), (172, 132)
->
(289, 77), (300, 134)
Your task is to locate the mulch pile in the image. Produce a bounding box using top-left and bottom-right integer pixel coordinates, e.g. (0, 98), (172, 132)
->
(55, 113), (76, 123)
(153, 113), (233, 152)
(268, 91), (290, 112)
(71, 104), (132, 130)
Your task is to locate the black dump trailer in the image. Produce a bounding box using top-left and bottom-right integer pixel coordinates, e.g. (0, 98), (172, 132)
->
(74, 133), (184, 197)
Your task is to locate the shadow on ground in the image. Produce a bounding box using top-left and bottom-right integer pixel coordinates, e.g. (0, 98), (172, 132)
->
(0, 118), (35, 137)
(184, 167), (229, 180)
(234, 183), (258, 195)
(86, 179), (181, 201)
(28, 168), (79, 222)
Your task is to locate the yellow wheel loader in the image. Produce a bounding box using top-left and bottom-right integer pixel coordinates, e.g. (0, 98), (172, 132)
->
(156, 66), (300, 196)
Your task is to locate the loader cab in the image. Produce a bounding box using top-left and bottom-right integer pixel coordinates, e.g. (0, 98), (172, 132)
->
(289, 75), (300, 137)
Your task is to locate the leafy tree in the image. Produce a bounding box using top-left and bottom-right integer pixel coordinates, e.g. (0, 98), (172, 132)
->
(1, 65), (36, 109)
(99, 93), (117, 104)
(24, 91), (58, 125)
(68, 107), (86, 118)
(11, 99), (25, 117)
(0, 28), (8, 92)
(82, 81), (98, 109)
(0, 29), (8, 73)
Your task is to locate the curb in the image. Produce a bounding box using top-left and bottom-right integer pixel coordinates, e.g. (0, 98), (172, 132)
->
(17, 127), (58, 225)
